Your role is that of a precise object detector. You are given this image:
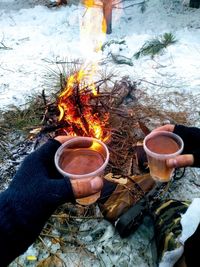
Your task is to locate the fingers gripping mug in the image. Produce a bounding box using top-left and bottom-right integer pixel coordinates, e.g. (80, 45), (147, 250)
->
(55, 137), (109, 205)
(143, 131), (184, 182)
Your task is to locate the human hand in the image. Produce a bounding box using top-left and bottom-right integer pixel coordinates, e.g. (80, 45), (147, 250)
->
(10, 136), (102, 208)
(0, 136), (103, 265)
(152, 124), (200, 168)
(0, 138), (74, 265)
(152, 124), (175, 133)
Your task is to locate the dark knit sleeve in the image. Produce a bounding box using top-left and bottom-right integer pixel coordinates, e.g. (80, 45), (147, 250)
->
(0, 139), (75, 266)
(184, 222), (200, 267)
(0, 190), (33, 267)
(174, 125), (200, 167)
(0, 179), (74, 266)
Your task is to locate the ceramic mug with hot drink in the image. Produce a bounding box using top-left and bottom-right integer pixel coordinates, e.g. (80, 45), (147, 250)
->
(54, 136), (109, 205)
(143, 131), (184, 182)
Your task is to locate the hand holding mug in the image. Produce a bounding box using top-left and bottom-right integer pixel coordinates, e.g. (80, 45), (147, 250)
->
(55, 136), (104, 200)
(143, 129), (184, 182)
(152, 124), (194, 168)
(55, 136), (109, 205)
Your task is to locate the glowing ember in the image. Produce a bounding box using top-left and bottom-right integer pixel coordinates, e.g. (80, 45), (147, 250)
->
(57, 70), (110, 142)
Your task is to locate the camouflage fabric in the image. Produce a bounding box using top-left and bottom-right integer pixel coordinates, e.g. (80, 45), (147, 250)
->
(99, 173), (156, 222)
(152, 199), (190, 262)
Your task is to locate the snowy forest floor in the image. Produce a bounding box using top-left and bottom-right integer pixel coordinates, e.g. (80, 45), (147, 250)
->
(0, 0), (200, 266)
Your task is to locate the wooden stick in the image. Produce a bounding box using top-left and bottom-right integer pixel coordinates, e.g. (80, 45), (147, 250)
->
(75, 84), (90, 135)
(102, 0), (112, 34)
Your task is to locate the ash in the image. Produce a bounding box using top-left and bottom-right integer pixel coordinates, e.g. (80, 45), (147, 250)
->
(0, 132), (34, 192)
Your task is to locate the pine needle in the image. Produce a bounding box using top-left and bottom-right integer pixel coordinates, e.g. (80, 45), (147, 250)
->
(134, 32), (177, 59)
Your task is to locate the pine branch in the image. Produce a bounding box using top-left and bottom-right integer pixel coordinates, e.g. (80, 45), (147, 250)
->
(134, 32), (177, 59)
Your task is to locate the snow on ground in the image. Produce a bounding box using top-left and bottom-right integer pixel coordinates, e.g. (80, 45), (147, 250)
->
(0, 0), (200, 111)
(1, 1), (200, 266)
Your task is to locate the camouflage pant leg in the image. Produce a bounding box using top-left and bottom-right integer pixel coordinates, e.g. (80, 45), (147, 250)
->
(152, 199), (190, 266)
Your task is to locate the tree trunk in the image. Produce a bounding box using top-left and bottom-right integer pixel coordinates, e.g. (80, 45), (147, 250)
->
(190, 0), (200, 8)
(102, 0), (112, 34)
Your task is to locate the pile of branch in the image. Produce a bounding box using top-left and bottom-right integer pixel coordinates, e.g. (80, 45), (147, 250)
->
(30, 75), (188, 177)
(0, 72), (189, 178)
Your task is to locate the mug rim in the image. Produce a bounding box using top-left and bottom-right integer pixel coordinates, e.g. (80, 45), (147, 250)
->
(54, 136), (110, 179)
(143, 131), (184, 159)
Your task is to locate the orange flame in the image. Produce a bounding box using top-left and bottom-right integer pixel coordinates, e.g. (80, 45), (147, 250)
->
(57, 1), (112, 141)
(58, 70), (110, 142)
(83, 0), (95, 8)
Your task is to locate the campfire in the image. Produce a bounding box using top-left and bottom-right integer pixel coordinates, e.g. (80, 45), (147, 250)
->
(20, 68), (186, 183)
(37, 72), (146, 176)
(57, 69), (110, 142)
(0, 68), (190, 266)
(0, 67), (189, 182)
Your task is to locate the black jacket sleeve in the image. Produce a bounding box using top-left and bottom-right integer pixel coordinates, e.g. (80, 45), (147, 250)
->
(184, 222), (200, 267)
(0, 139), (75, 266)
(174, 125), (200, 167)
